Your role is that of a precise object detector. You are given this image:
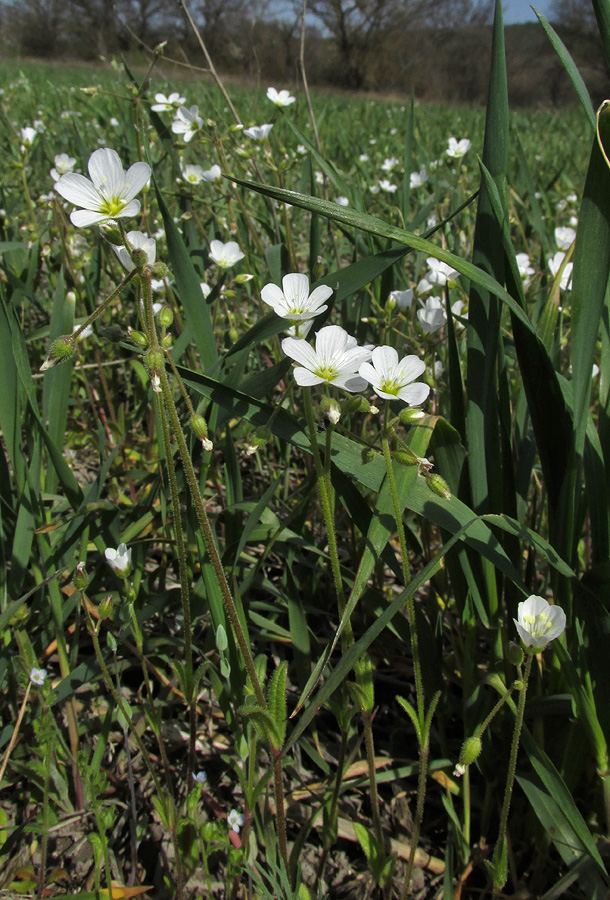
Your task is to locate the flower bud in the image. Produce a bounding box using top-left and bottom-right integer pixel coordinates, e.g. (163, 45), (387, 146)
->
(130, 247), (148, 268)
(506, 641), (524, 667)
(99, 223), (123, 245)
(245, 426), (271, 455)
(40, 335), (75, 371)
(343, 396), (373, 416)
(426, 473), (451, 499)
(235, 273), (253, 284)
(190, 415), (209, 441)
(399, 407), (426, 425)
(154, 40), (167, 56)
(362, 448), (376, 464)
(148, 262), (169, 279)
(159, 306), (173, 328)
(394, 450), (419, 466)
(161, 334), (173, 349)
(128, 328), (148, 348)
(73, 562), (88, 592)
(99, 595), (114, 619)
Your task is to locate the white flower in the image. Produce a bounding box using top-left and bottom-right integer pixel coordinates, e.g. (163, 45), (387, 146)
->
(282, 325), (370, 392)
(516, 253), (535, 283)
(243, 124), (273, 142)
(426, 257), (459, 286)
(548, 251), (573, 290)
(381, 156), (399, 172)
(514, 595), (566, 649)
(555, 225), (576, 250)
(200, 282), (212, 298)
(54, 148), (150, 228)
(359, 346), (430, 405)
(416, 277), (433, 295)
(21, 126), (38, 146)
(267, 87), (295, 107)
(171, 105), (203, 142)
(202, 165), (222, 183)
(51, 153), (76, 182)
(427, 214), (438, 229)
(390, 289), (413, 310)
(417, 297), (447, 334)
(434, 360), (444, 378)
(446, 137), (471, 159)
(334, 196), (349, 206)
(73, 322), (93, 339)
(30, 667), (47, 686)
(296, 144), (307, 155)
(359, 153), (369, 163)
(261, 273), (332, 332)
(410, 166), (428, 188)
(567, 191), (578, 203)
(151, 92), (185, 111)
(113, 231), (156, 272)
(228, 809), (245, 833)
(379, 179), (397, 193)
(105, 542), (132, 576)
(182, 164), (204, 185)
(209, 240), (244, 268)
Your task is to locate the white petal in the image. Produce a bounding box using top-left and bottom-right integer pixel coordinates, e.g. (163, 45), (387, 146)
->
(281, 336), (318, 370)
(71, 208), (111, 227)
(396, 355), (427, 383)
(308, 284), (334, 306)
(294, 367), (323, 386)
(88, 148), (124, 194)
(55, 173), (102, 209)
(335, 373), (368, 392)
(371, 345), (398, 373)
(261, 283), (285, 309)
(115, 199), (141, 219)
(359, 362), (381, 389)
(122, 161), (151, 201)
(315, 325), (349, 359)
(282, 273), (309, 304)
(398, 382), (430, 405)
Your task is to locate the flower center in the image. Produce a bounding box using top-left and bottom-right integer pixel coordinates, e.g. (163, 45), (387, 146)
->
(314, 363), (339, 382)
(522, 612), (553, 636)
(100, 196), (127, 216)
(380, 377), (401, 396)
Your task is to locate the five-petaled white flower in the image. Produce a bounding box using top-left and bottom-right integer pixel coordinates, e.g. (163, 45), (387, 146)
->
(261, 273), (332, 333)
(425, 257), (459, 287)
(113, 231), (156, 272)
(228, 809), (245, 833)
(151, 92), (185, 111)
(202, 165), (222, 183)
(514, 595), (566, 649)
(555, 225), (576, 250)
(182, 164), (204, 185)
(51, 153), (76, 182)
(243, 124), (273, 142)
(172, 106), (203, 142)
(334, 196), (349, 206)
(30, 667), (47, 686)
(410, 166), (428, 188)
(54, 148), (150, 228)
(378, 179), (397, 193)
(381, 156), (399, 172)
(267, 87), (295, 107)
(105, 542), (132, 577)
(359, 346), (430, 405)
(446, 137), (471, 159)
(389, 289), (413, 310)
(417, 297), (447, 334)
(516, 253), (535, 284)
(21, 126), (38, 147)
(209, 240), (244, 268)
(282, 325), (370, 392)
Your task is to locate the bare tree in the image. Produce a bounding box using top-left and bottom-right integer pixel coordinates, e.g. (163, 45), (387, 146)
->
(3, 0), (66, 56)
(549, 0), (597, 32)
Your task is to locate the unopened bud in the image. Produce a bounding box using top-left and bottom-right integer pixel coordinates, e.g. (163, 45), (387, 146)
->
(228, 327), (239, 342)
(394, 450), (419, 466)
(154, 40), (167, 56)
(426, 473), (451, 499)
(343, 396), (372, 416)
(229, 124), (244, 133)
(73, 562), (88, 591)
(80, 86), (99, 96)
(40, 335), (75, 371)
(159, 307), (173, 328)
(362, 448), (376, 464)
(190, 415), (209, 441)
(149, 262), (168, 279)
(235, 273), (253, 284)
(99, 223), (123, 245)
(161, 333), (173, 349)
(99, 595), (114, 619)
(128, 328), (148, 348)
(245, 426), (271, 455)
(507, 641), (524, 667)
(399, 407), (426, 425)
(130, 247), (148, 268)
(386, 294), (397, 311)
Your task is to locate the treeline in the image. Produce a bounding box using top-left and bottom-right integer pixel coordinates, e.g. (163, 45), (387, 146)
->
(0, 0), (607, 106)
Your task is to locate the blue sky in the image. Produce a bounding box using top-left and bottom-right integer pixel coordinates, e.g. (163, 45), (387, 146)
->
(503, 0), (555, 23)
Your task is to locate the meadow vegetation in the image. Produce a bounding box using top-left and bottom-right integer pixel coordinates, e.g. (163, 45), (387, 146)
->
(1, 0), (610, 898)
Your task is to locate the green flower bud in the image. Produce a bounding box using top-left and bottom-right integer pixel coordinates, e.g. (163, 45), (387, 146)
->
(426, 473), (452, 499)
(99, 595), (114, 619)
(161, 334), (173, 349)
(154, 40), (167, 56)
(148, 262), (168, 279)
(361, 448), (376, 464)
(158, 306), (173, 328)
(128, 329), (148, 349)
(10, 604), (29, 626)
(399, 407), (426, 425)
(320, 396), (341, 425)
(506, 641), (525, 667)
(99, 223), (123, 245)
(130, 247), (148, 268)
(343, 396), (372, 416)
(40, 335), (76, 371)
(190, 415), (209, 440)
(234, 273), (253, 284)
(228, 327), (239, 342)
(245, 426), (271, 455)
(73, 562), (88, 592)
